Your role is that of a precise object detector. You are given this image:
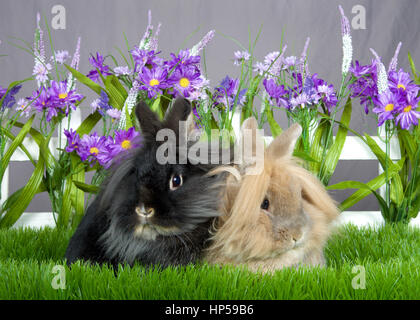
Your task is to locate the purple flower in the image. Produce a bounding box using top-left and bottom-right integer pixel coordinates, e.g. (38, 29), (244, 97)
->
(29, 86), (50, 113)
(131, 47), (162, 72)
(138, 66), (168, 98)
(372, 90), (404, 126)
(395, 92), (420, 130)
(113, 66), (131, 76)
(166, 50), (200, 72)
(349, 60), (378, 113)
(214, 76), (247, 109)
(290, 93), (311, 110)
(87, 52), (112, 83)
(263, 78), (288, 108)
(388, 69), (419, 95)
(253, 62), (268, 75)
(317, 84), (338, 113)
(190, 30), (215, 55)
(49, 80), (84, 115)
(15, 98), (32, 117)
(76, 132), (108, 165)
(233, 50), (250, 66)
(168, 65), (203, 98)
(0, 84), (22, 110)
(64, 129), (81, 153)
(33, 62), (52, 84)
(106, 108), (122, 119)
(52, 50), (70, 64)
(91, 90), (111, 116)
(282, 56), (297, 69)
(110, 127), (141, 155)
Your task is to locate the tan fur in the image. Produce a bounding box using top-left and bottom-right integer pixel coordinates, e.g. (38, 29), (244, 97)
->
(205, 120), (339, 273)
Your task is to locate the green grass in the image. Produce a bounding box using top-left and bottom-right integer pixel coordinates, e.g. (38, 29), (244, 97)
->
(0, 224), (419, 299)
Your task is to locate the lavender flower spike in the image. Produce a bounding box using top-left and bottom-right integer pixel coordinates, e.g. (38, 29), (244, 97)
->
(388, 42), (402, 73)
(67, 37), (81, 92)
(138, 10), (154, 50)
(298, 37), (310, 75)
(150, 22), (162, 51)
(33, 12), (47, 87)
(339, 5), (353, 76)
(370, 48), (389, 94)
(190, 30), (215, 56)
(118, 79), (141, 130)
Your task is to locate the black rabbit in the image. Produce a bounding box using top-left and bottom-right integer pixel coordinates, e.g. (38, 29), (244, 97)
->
(65, 98), (228, 269)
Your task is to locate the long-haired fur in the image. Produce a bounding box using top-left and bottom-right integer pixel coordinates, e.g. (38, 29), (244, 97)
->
(205, 118), (339, 273)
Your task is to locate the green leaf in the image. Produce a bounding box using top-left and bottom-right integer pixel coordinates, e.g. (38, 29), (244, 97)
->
(64, 64), (104, 95)
(70, 155), (86, 228)
(0, 77), (33, 107)
(73, 181), (100, 194)
(150, 96), (164, 120)
(328, 158), (405, 211)
(76, 111), (102, 136)
(1, 115), (35, 184)
(320, 97), (352, 185)
(364, 134), (404, 205)
(408, 52), (420, 84)
(0, 153), (45, 228)
(266, 108), (282, 138)
(58, 176), (73, 228)
(309, 119), (329, 174)
(104, 75), (128, 110)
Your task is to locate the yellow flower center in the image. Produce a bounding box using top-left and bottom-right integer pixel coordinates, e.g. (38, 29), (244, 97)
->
(90, 147), (99, 155)
(385, 103), (394, 112)
(397, 84), (406, 90)
(404, 105), (412, 113)
(121, 140), (131, 149)
(59, 92), (68, 99)
(179, 77), (190, 88)
(149, 79), (160, 86)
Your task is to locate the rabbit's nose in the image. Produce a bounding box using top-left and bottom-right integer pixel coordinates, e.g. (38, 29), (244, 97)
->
(135, 205), (155, 218)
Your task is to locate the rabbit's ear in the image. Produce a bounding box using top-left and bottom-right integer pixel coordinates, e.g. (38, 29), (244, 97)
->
(267, 123), (302, 159)
(135, 101), (162, 136)
(237, 117), (265, 170)
(163, 98), (192, 135)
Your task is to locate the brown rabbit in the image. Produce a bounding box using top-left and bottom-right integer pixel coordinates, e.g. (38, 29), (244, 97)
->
(205, 117), (339, 273)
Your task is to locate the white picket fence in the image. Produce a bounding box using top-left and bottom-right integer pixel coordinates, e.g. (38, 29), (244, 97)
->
(1, 110), (419, 228)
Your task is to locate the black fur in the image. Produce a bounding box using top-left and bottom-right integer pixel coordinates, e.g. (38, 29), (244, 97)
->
(65, 98), (227, 269)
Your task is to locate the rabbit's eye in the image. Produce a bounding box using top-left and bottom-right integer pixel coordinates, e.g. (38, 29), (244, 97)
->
(169, 174), (183, 190)
(261, 198), (270, 210)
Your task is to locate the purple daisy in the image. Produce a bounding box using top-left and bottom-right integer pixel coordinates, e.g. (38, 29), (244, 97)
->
(263, 78), (288, 108)
(0, 84), (22, 110)
(64, 129), (81, 153)
(52, 50), (70, 64)
(48, 80), (84, 115)
(110, 127), (141, 156)
(290, 92), (311, 110)
(91, 90), (111, 116)
(138, 66), (169, 98)
(76, 132), (108, 165)
(388, 69), (419, 95)
(168, 65), (203, 98)
(130, 47), (162, 72)
(395, 92), (420, 130)
(166, 50), (200, 71)
(113, 66), (131, 76)
(214, 76), (247, 109)
(87, 52), (112, 83)
(372, 90), (404, 126)
(233, 50), (250, 66)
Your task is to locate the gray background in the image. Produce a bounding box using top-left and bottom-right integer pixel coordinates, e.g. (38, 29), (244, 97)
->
(1, 0), (419, 212)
